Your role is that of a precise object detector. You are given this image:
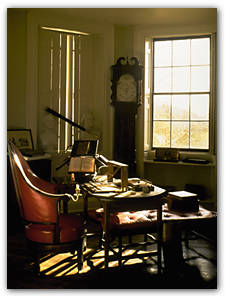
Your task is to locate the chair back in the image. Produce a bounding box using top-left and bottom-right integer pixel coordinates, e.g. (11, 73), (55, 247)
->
(8, 142), (57, 224)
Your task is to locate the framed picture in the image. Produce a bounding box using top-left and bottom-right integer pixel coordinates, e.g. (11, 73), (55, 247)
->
(7, 129), (34, 150)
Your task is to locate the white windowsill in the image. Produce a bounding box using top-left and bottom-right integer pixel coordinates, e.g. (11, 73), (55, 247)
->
(144, 150), (216, 167)
(144, 159), (216, 167)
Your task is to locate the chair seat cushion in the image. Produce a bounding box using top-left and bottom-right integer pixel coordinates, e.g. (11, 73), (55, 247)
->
(88, 208), (157, 233)
(25, 214), (84, 244)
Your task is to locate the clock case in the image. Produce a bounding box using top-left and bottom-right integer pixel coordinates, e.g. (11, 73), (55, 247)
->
(110, 57), (143, 176)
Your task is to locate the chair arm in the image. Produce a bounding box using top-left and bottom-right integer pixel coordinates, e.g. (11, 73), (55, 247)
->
(14, 153), (79, 202)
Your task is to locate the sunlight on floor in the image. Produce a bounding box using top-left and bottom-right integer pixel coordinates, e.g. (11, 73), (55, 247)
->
(39, 247), (150, 277)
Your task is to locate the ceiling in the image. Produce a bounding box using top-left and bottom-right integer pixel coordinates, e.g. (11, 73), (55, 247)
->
(39, 8), (217, 26)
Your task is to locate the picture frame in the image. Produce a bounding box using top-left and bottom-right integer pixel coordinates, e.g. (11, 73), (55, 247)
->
(7, 129), (34, 150)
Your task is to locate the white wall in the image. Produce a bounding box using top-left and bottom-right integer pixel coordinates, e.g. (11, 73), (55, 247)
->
(7, 9), (27, 129)
(7, 8), (115, 159)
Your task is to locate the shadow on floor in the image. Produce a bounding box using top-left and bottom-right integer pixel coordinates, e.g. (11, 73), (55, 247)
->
(7, 231), (217, 289)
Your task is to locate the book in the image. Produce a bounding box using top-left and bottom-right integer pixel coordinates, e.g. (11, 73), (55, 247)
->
(68, 156), (95, 173)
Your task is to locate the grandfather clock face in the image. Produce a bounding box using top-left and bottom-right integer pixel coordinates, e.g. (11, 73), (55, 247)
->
(116, 74), (137, 102)
(111, 57), (143, 106)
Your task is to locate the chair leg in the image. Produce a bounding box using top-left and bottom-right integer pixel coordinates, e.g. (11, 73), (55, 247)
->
(157, 242), (162, 275)
(118, 235), (122, 268)
(77, 242), (83, 271)
(99, 231), (104, 249)
(33, 251), (41, 275)
(184, 230), (189, 248)
(27, 241), (40, 275)
(157, 208), (163, 275)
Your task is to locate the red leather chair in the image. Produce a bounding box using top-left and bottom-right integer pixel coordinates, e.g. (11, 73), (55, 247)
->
(8, 141), (85, 275)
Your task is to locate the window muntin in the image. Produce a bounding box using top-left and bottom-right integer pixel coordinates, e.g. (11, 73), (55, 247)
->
(151, 36), (211, 150)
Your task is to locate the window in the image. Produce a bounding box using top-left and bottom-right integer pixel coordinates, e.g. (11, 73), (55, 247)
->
(144, 35), (215, 152)
(38, 27), (89, 153)
(56, 33), (81, 152)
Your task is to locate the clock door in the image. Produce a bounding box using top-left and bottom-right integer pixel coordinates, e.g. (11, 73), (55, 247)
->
(114, 103), (137, 176)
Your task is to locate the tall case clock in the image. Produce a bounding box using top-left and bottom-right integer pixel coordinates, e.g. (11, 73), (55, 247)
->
(111, 57), (143, 176)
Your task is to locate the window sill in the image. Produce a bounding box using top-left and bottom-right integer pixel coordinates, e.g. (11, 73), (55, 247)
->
(144, 150), (216, 167)
(144, 159), (216, 167)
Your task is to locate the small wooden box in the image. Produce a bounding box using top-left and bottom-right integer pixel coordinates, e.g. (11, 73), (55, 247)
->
(167, 191), (199, 212)
(155, 148), (179, 162)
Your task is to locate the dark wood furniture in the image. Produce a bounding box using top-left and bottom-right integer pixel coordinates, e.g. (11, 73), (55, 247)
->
(110, 57), (143, 176)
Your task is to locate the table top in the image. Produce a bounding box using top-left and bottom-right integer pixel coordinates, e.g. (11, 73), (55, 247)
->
(162, 204), (216, 222)
(86, 185), (165, 200)
(82, 178), (167, 210)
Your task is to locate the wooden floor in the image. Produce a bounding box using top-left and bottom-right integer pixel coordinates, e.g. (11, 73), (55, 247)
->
(7, 229), (217, 289)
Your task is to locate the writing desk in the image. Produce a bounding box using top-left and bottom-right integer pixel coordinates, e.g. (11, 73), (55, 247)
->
(82, 184), (167, 270)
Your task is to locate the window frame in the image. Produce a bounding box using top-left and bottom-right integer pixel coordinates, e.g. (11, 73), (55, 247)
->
(144, 33), (216, 157)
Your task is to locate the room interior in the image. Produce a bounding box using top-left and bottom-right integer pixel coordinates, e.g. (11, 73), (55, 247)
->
(7, 7), (217, 289)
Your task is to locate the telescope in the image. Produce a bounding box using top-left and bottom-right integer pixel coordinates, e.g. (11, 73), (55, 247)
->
(46, 107), (86, 131)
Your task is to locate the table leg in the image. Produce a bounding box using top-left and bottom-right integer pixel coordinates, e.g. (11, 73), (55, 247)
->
(103, 202), (110, 269)
(157, 206), (162, 274)
(163, 223), (185, 272)
(82, 191), (88, 250)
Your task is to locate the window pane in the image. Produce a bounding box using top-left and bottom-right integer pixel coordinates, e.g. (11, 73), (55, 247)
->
(173, 39), (190, 66)
(190, 122), (209, 149)
(154, 40), (172, 67)
(172, 95), (189, 120)
(191, 94), (209, 120)
(153, 121), (170, 147)
(191, 38), (210, 65)
(153, 95), (170, 120)
(154, 68), (172, 92)
(171, 122), (189, 148)
(191, 66), (210, 92)
(173, 67), (190, 92)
